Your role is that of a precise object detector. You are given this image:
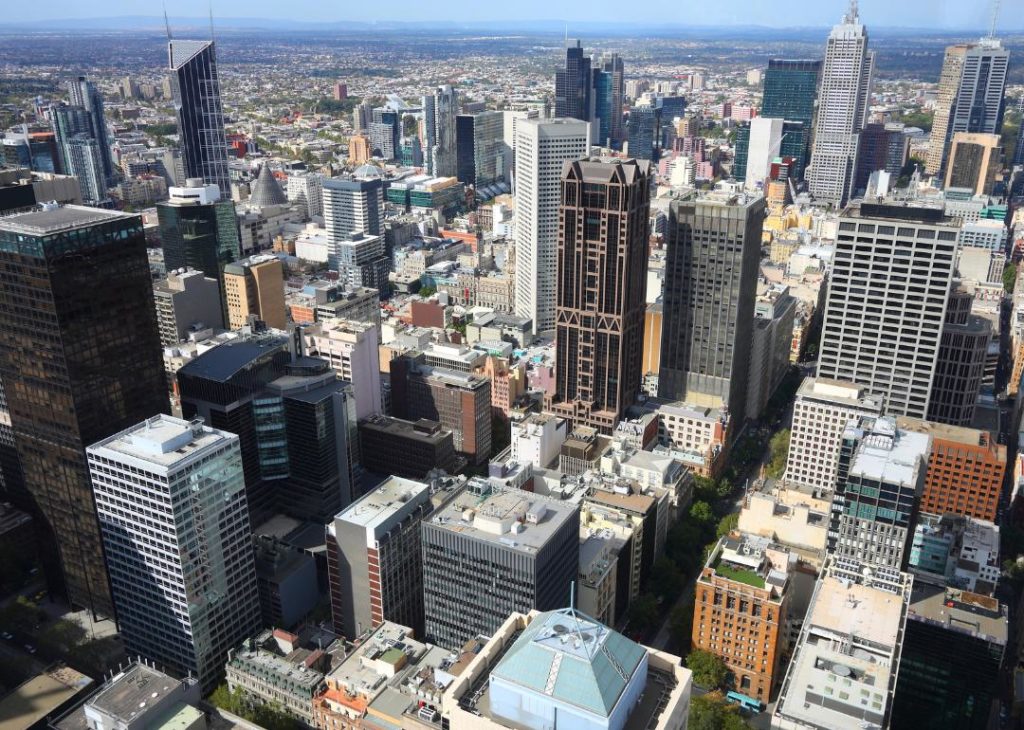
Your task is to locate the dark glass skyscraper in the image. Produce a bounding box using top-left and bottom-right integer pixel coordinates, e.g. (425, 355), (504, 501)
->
(168, 40), (231, 196)
(627, 105), (657, 161)
(761, 59), (821, 179)
(659, 193), (764, 429)
(0, 206), (169, 617)
(157, 185), (241, 295)
(555, 39), (592, 122)
(550, 158), (651, 433)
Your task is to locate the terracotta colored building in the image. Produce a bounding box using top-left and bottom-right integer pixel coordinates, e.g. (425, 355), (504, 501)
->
(899, 418), (1007, 522)
(223, 254), (287, 330)
(693, 533), (792, 702)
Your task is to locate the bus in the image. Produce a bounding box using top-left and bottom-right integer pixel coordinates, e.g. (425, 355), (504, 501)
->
(726, 690), (766, 713)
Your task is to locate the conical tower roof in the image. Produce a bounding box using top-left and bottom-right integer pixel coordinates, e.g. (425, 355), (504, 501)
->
(249, 163), (287, 208)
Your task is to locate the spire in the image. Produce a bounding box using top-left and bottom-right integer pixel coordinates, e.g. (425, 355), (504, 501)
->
(209, 0), (216, 42)
(163, 0), (172, 40)
(989, 0), (1001, 38)
(845, 0), (859, 23)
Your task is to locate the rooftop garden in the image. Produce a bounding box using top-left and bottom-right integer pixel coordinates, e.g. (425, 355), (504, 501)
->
(713, 558), (765, 589)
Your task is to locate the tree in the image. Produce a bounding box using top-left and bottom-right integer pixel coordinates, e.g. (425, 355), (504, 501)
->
(668, 600), (694, 655)
(1004, 263), (1017, 294)
(765, 428), (790, 479)
(417, 285), (437, 297)
(402, 114), (418, 137)
(650, 556), (684, 600)
(686, 649), (731, 689)
(0, 596), (43, 634)
(627, 593), (660, 637)
(690, 691), (749, 730)
(689, 501), (715, 526)
(716, 512), (739, 539)
(897, 109), (934, 133)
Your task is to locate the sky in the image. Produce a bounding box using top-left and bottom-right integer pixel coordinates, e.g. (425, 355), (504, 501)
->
(2, 0), (1022, 30)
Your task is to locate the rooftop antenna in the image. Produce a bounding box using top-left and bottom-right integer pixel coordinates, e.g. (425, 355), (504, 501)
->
(162, 1), (172, 40)
(209, 0), (216, 43)
(989, 0), (1001, 38)
(564, 23), (568, 45)
(847, 0), (858, 23)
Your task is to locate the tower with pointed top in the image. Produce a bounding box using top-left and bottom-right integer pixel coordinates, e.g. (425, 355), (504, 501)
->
(806, 1), (873, 206)
(168, 39), (231, 197)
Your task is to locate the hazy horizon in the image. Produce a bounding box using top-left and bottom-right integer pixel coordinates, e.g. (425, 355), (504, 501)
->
(1, 0), (1022, 32)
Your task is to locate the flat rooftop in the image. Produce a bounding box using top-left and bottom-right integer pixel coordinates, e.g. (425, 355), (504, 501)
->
(799, 376), (882, 410)
(177, 335), (288, 383)
(906, 582), (1007, 645)
(845, 418), (929, 487)
(428, 487), (577, 554)
(897, 416), (1002, 453)
(0, 205), (133, 236)
(88, 415), (232, 470)
(335, 476), (429, 533)
(360, 415), (452, 443)
(0, 667), (93, 730)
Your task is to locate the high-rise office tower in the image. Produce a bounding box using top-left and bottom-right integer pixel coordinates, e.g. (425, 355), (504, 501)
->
(761, 59), (821, 178)
(327, 476), (435, 639)
(178, 334), (358, 524)
(422, 85), (458, 177)
(658, 192), (764, 426)
(422, 483), (580, 649)
(927, 286), (990, 426)
(828, 416), (929, 568)
(156, 179), (241, 298)
(513, 118), (590, 334)
(596, 53), (625, 146)
(49, 103), (109, 204)
(626, 105), (657, 161)
(66, 75), (115, 186)
(555, 39), (593, 123)
(0, 206), (168, 616)
(926, 39), (1009, 176)
(455, 111), (506, 187)
(550, 158), (651, 433)
(322, 175), (383, 239)
(168, 40), (231, 197)
(853, 122), (909, 193)
(87, 415), (260, 692)
(817, 202), (958, 419)
(806, 3), (873, 206)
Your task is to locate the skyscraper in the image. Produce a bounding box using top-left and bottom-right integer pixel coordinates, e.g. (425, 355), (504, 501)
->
(944, 132), (1002, 195)
(926, 39), (1009, 176)
(596, 53), (624, 147)
(555, 39), (592, 123)
(168, 40), (231, 197)
(423, 85), (458, 177)
(513, 118), (590, 334)
(49, 104), (109, 204)
(66, 76), (115, 186)
(550, 158), (651, 433)
(0, 206), (169, 616)
(761, 59), (821, 178)
(626, 104), (658, 161)
(658, 192), (764, 426)
(177, 334), (359, 524)
(455, 110), (507, 187)
(817, 202), (958, 419)
(157, 179), (241, 298)
(87, 415), (260, 692)
(322, 175), (384, 239)
(806, 3), (873, 206)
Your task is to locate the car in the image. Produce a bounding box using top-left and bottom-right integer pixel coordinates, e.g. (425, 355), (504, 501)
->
(0, 631), (12, 640)
(23, 644), (36, 654)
